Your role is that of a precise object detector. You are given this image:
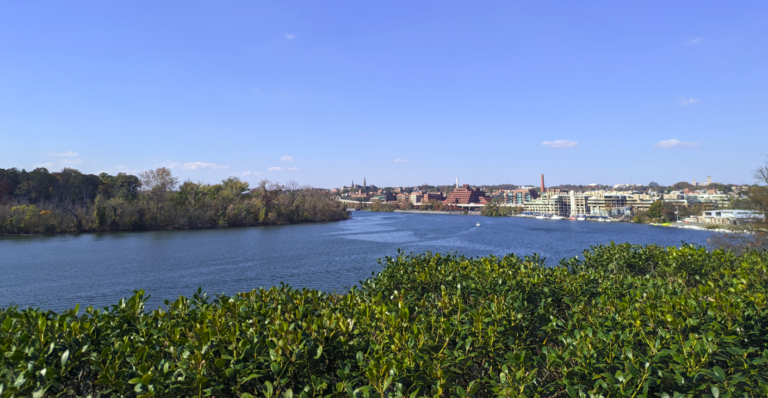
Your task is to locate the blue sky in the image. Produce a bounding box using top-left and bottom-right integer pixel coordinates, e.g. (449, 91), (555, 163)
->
(1, 1), (766, 188)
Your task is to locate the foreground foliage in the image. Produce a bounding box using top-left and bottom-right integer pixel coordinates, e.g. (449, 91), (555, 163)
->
(2, 244), (768, 397)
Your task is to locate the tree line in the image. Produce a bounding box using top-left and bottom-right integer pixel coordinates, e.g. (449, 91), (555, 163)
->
(0, 166), (349, 234)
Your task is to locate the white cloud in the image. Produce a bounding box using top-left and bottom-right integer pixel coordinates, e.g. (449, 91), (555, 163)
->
(34, 162), (55, 169)
(61, 158), (84, 164)
(242, 171), (262, 176)
(394, 158), (408, 163)
(180, 162), (229, 170)
(686, 37), (703, 45)
(654, 139), (700, 148)
(542, 140), (579, 148)
(268, 167), (300, 171)
(285, 33), (297, 40)
(281, 155), (297, 163)
(50, 151), (78, 157)
(681, 98), (700, 106)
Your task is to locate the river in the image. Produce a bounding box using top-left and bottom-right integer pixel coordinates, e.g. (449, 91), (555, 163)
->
(0, 211), (713, 312)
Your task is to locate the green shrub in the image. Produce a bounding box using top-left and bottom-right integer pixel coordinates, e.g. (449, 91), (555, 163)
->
(2, 244), (768, 397)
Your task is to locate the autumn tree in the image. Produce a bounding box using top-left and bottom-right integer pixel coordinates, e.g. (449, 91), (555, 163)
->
(139, 167), (179, 230)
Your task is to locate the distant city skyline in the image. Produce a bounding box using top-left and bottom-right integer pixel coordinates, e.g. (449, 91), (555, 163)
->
(1, 1), (766, 187)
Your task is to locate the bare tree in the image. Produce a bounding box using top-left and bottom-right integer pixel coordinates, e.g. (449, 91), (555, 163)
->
(138, 167), (179, 230)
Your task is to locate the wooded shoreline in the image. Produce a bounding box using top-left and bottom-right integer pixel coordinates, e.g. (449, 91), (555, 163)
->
(0, 166), (349, 235)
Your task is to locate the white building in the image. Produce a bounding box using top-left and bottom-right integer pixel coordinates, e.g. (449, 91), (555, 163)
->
(698, 210), (764, 225)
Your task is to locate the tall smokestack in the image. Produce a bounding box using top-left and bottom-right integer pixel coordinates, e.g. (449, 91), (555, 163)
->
(456, 177), (459, 189)
(541, 174), (545, 193)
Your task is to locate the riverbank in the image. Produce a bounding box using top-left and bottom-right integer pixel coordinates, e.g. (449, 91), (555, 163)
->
(393, 209), (481, 215)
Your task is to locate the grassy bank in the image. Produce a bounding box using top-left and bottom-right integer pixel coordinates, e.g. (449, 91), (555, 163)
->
(2, 244), (768, 397)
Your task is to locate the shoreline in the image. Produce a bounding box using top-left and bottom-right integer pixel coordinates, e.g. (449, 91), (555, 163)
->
(0, 216), (351, 238)
(360, 209), (739, 233)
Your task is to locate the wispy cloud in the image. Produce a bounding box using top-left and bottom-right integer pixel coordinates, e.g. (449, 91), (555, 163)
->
(50, 151), (78, 157)
(61, 158), (83, 165)
(394, 158), (408, 163)
(242, 171), (262, 176)
(681, 98), (700, 106)
(285, 33), (297, 40)
(34, 162), (55, 169)
(180, 162), (229, 170)
(281, 155), (297, 163)
(654, 139), (700, 148)
(685, 37), (703, 45)
(542, 140), (579, 148)
(268, 167), (300, 171)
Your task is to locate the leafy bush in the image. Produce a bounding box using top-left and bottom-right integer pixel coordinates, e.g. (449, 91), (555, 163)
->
(2, 244), (768, 397)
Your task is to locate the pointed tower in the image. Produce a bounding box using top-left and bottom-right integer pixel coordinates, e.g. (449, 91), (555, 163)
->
(364, 177), (367, 190)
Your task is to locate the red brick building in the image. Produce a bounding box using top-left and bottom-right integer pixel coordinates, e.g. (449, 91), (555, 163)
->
(443, 184), (491, 205)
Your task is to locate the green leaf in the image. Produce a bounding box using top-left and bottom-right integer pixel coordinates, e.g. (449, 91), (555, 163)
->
(713, 366), (726, 381)
(271, 362), (280, 376)
(315, 346), (323, 359)
(284, 389), (293, 398)
(61, 349), (70, 367)
(215, 358), (226, 367)
(566, 385), (577, 398)
(711, 386), (720, 398)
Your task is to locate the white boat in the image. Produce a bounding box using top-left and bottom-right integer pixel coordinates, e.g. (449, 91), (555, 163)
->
(576, 216), (586, 221)
(597, 218), (605, 222)
(535, 215), (547, 219)
(605, 218), (613, 222)
(476, 222), (481, 227)
(551, 215), (564, 220)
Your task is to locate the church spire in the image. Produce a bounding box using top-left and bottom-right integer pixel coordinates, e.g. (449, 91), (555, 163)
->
(364, 176), (366, 190)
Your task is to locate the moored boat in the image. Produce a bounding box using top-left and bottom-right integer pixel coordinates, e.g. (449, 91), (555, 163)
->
(576, 216), (586, 221)
(551, 215), (564, 220)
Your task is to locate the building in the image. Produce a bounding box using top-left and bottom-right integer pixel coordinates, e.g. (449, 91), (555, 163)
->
(506, 189), (538, 205)
(444, 184), (490, 206)
(371, 193), (396, 202)
(410, 192), (444, 205)
(697, 210), (763, 225)
(587, 193), (630, 216)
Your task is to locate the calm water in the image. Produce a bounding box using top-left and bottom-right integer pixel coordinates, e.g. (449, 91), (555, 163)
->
(0, 212), (713, 312)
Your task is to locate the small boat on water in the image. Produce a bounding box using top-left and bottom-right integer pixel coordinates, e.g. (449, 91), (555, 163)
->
(576, 216), (586, 221)
(605, 218), (613, 222)
(569, 216), (576, 221)
(551, 215), (564, 220)
(476, 222), (481, 227)
(535, 215), (547, 220)
(597, 218), (605, 222)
